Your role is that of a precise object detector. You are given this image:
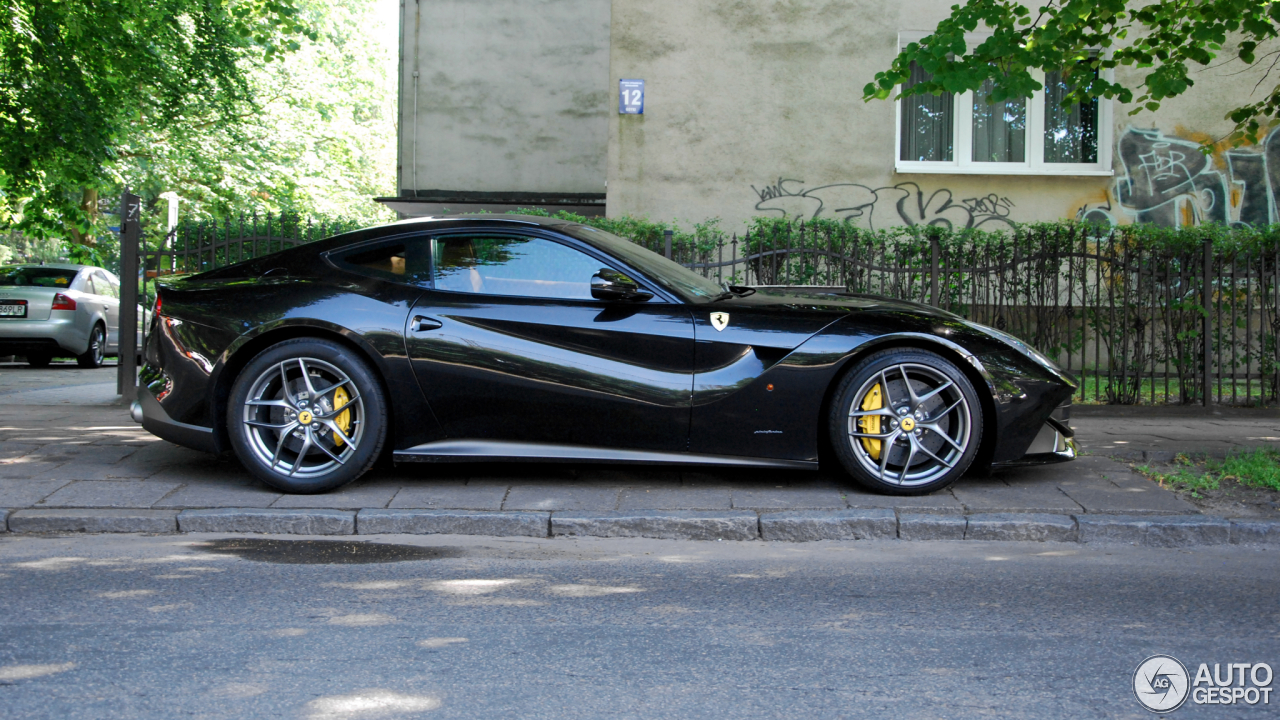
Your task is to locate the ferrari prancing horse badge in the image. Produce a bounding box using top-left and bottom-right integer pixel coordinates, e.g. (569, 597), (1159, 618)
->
(710, 312), (729, 332)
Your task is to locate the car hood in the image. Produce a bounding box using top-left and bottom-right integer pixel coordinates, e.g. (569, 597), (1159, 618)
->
(710, 288), (961, 320)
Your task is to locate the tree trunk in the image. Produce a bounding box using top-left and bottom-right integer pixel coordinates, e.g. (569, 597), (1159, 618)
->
(67, 187), (99, 246)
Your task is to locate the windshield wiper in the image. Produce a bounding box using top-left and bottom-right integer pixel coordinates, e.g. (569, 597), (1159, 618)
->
(712, 282), (756, 301)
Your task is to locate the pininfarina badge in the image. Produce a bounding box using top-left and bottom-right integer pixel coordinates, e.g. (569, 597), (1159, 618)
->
(710, 312), (729, 331)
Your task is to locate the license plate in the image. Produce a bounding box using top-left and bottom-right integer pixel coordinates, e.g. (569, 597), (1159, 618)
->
(0, 302), (27, 318)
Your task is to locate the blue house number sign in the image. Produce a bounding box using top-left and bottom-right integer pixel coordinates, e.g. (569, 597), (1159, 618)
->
(619, 79), (644, 115)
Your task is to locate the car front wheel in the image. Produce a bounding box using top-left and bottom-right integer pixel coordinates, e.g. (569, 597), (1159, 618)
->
(227, 338), (387, 493)
(829, 348), (982, 495)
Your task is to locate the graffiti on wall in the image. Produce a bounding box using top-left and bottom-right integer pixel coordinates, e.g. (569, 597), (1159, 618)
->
(751, 178), (1016, 230)
(1076, 127), (1280, 228)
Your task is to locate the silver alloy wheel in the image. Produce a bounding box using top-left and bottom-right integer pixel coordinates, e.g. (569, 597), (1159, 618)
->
(845, 362), (971, 488)
(239, 357), (365, 479)
(91, 327), (104, 364)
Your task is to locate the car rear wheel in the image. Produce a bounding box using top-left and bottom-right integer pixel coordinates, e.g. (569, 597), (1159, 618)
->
(77, 324), (105, 368)
(227, 338), (386, 493)
(829, 348), (982, 495)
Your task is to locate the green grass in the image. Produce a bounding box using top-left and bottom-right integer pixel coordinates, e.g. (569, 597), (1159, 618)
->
(1217, 449), (1280, 491)
(1071, 374), (1277, 406)
(1137, 449), (1280, 496)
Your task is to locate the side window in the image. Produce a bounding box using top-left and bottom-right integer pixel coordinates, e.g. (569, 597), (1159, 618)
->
(94, 272), (118, 298)
(433, 235), (609, 300)
(332, 238), (432, 285)
(81, 273), (98, 295)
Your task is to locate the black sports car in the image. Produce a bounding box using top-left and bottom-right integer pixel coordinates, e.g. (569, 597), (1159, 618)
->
(134, 214), (1076, 495)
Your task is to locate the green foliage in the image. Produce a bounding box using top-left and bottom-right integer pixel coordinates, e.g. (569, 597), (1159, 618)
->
(0, 0), (316, 239)
(864, 0), (1280, 146)
(1139, 448), (1280, 493)
(506, 208), (727, 259)
(117, 0), (397, 229)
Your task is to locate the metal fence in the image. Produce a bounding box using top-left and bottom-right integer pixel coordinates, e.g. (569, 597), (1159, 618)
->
(675, 223), (1280, 407)
(122, 200), (1280, 407)
(153, 212), (359, 275)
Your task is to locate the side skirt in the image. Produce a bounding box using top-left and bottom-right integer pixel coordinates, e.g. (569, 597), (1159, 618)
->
(394, 439), (817, 469)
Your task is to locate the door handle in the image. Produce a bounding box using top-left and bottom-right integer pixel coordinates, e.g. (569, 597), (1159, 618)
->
(411, 315), (443, 332)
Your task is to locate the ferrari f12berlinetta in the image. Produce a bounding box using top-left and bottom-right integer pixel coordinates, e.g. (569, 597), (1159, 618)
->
(136, 214), (1075, 495)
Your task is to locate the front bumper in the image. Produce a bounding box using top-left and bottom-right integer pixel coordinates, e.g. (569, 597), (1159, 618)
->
(0, 317), (89, 355)
(995, 401), (1075, 466)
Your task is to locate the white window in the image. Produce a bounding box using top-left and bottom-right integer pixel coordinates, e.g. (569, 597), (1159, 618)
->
(894, 32), (1112, 176)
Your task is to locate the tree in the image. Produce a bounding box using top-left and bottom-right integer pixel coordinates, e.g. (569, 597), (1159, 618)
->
(0, 0), (313, 243)
(112, 0), (398, 228)
(863, 1), (1280, 147)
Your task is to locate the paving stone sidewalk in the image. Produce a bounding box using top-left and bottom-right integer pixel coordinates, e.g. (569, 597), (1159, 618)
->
(0, 363), (1276, 545)
(1072, 406), (1280, 460)
(2, 400), (1276, 546)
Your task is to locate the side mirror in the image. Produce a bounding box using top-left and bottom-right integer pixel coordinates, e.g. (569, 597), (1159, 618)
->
(591, 268), (653, 302)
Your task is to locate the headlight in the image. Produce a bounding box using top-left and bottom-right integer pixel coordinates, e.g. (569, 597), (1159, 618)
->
(963, 321), (1062, 373)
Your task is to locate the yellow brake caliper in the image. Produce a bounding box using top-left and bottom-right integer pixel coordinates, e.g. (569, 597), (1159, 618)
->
(332, 386), (352, 447)
(858, 384), (883, 460)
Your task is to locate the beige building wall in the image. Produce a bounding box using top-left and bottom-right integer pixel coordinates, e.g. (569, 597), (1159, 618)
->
(393, 0), (611, 215)
(606, 0), (1279, 231)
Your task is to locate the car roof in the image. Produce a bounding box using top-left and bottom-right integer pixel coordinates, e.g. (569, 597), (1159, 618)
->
(3, 263), (90, 271)
(384, 214), (573, 230)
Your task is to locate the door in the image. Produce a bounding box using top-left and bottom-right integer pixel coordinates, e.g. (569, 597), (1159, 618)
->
(405, 232), (696, 452)
(93, 270), (121, 352)
(687, 300), (848, 460)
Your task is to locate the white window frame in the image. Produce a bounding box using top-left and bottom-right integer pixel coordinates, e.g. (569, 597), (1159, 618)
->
(893, 31), (1113, 176)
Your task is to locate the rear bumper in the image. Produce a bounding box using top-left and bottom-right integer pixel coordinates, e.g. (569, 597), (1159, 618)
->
(0, 317), (89, 355)
(134, 385), (220, 454)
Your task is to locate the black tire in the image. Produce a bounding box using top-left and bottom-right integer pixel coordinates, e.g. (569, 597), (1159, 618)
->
(828, 348), (982, 495)
(77, 324), (106, 368)
(227, 338), (387, 493)
(26, 352), (52, 368)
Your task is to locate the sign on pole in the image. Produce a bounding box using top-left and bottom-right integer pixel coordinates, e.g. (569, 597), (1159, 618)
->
(117, 191), (141, 402)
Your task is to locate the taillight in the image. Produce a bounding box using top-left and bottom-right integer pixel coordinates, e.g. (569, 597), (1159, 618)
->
(153, 294), (162, 316)
(51, 293), (76, 311)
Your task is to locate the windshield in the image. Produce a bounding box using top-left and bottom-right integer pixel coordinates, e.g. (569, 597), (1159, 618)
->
(0, 266), (78, 288)
(559, 225), (724, 301)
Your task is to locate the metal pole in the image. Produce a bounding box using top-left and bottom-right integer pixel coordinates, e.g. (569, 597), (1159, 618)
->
(929, 235), (940, 307)
(117, 191), (141, 402)
(663, 229), (672, 260)
(1203, 238), (1213, 407)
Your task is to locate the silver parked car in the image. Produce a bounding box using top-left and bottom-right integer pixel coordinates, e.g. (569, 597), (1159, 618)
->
(0, 263), (120, 368)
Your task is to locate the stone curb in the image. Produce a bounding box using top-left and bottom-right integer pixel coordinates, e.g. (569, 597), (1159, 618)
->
(1145, 516), (1231, 547)
(357, 509), (549, 537)
(551, 511), (758, 541)
(760, 509), (896, 542)
(1076, 514), (1233, 547)
(898, 513), (967, 540)
(965, 513), (1078, 542)
(177, 508), (354, 535)
(1076, 514), (1149, 545)
(0, 502), (1263, 547)
(1230, 519), (1280, 546)
(9, 509), (177, 534)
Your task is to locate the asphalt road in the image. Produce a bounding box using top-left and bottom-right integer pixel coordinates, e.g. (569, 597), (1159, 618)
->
(1, 534), (1277, 720)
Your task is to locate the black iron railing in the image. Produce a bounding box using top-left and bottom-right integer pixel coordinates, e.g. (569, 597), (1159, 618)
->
(673, 223), (1280, 407)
